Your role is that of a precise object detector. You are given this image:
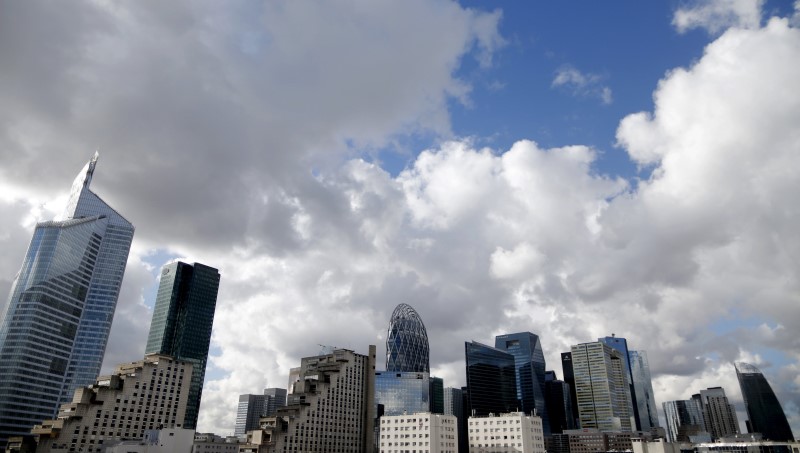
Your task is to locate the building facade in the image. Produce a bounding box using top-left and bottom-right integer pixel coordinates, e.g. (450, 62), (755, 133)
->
(145, 261), (221, 430)
(560, 352), (580, 429)
(263, 388), (287, 418)
(32, 354), (192, 453)
(465, 341), (518, 417)
(696, 388), (739, 440)
(272, 346), (376, 453)
(386, 304), (430, 373)
(495, 333), (550, 435)
(734, 362), (794, 441)
(663, 399), (707, 442)
(571, 342), (635, 432)
(629, 350), (660, 431)
(379, 412), (458, 453)
(375, 371), (431, 416)
(544, 370), (576, 434)
(467, 412), (545, 453)
(443, 388), (467, 453)
(235, 395), (267, 437)
(0, 154), (135, 445)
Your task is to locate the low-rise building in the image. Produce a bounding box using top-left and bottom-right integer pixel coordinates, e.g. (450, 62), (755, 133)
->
(193, 432), (240, 453)
(379, 412), (458, 453)
(467, 412), (545, 453)
(102, 428), (194, 453)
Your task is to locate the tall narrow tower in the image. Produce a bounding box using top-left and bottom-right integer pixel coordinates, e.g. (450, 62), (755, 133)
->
(145, 261), (220, 430)
(0, 154), (134, 445)
(495, 332), (550, 435)
(735, 362), (794, 441)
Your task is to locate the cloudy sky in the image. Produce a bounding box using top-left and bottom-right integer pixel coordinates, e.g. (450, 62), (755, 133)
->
(1, 0), (798, 437)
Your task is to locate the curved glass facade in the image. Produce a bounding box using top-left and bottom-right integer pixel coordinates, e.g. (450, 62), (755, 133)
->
(0, 154), (134, 444)
(735, 362), (794, 441)
(386, 303), (430, 373)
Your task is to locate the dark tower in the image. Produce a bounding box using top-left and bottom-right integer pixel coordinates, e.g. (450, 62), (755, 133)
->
(495, 332), (550, 434)
(465, 341), (518, 416)
(145, 261), (220, 430)
(561, 351), (580, 428)
(735, 362), (794, 441)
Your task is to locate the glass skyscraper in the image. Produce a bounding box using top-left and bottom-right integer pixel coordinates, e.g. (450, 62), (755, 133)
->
(375, 371), (431, 416)
(629, 350), (660, 431)
(735, 362), (794, 441)
(386, 303), (430, 373)
(663, 399), (706, 442)
(145, 261), (220, 430)
(495, 332), (550, 435)
(0, 153), (134, 445)
(544, 370), (576, 433)
(464, 341), (518, 416)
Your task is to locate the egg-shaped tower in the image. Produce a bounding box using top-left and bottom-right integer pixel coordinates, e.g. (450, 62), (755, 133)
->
(386, 303), (430, 372)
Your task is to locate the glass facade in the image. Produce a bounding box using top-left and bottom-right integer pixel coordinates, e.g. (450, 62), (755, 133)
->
(495, 332), (550, 435)
(599, 335), (641, 430)
(429, 376), (444, 414)
(0, 154), (134, 444)
(375, 371), (430, 416)
(561, 351), (580, 428)
(145, 261), (221, 430)
(464, 341), (518, 417)
(663, 399), (706, 442)
(386, 303), (430, 373)
(544, 370), (576, 433)
(571, 342), (635, 432)
(629, 350), (660, 430)
(735, 362), (794, 441)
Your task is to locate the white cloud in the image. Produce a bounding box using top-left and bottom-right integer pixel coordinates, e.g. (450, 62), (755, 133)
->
(673, 0), (763, 34)
(552, 66), (613, 105)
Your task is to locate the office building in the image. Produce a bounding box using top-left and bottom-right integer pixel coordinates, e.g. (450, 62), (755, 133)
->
(272, 346), (376, 453)
(375, 371), (431, 416)
(571, 342), (635, 432)
(629, 350), (660, 431)
(544, 370), (575, 433)
(145, 261), (221, 430)
(235, 395), (267, 437)
(263, 388), (287, 417)
(443, 388), (467, 453)
(193, 433), (240, 453)
(379, 412), (458, 453)
(102, 427), (195, 453)
(32, 354), (193, 452)
(0, 153), (135, 445)
(430, 377), (444, 414)
(561, 352), (580, 428)
(663, 399), (707, 442)
(467, 412), (545, 453)
(465, 341), (518, 417)
(734, 362), (794, 441)
(386, 303), (430, 373)
(696, 388), (739, 440)
(495, 332), (550, 435)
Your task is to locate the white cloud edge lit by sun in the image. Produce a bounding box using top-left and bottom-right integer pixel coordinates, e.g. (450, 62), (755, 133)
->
(551, 65), (613, 105)
(673, 0), (764, 34)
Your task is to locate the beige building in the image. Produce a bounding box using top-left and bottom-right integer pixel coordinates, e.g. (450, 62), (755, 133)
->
(32, 354), (193, 453)
(571, 342), (635, 432)
(467, 412), (545, 453)
(379, 412), (458, 453)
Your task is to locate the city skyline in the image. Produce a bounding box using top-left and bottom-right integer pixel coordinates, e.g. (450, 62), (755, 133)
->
(0, 0), (798, 439)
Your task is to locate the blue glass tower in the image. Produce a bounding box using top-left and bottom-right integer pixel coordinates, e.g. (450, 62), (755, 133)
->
(735, 362), (794, 441)
(464, 341), (518, 416)
(599, 335), (641, 430)
(145, 261), (220, 430)
(0, 154), (134, 444)
(386, 303), (429, 373)
(495, 332), (550, 435)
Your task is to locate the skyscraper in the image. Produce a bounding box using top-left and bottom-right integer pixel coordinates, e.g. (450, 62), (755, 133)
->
(561, 352), (580, 428)
(571, 341), (635, 432)
(544, 370), (575, 433)
(599, 335), (641, 430)
(696, 387), (739, 440)
(386, 303), (430, 373)
(495, 332), (550, 434)
(662, 399), (707, 442)
(235, 394), (267, 436)
(0, 154), (134, 444)
(464, 341), (518, 416)
(734, 362), (794, 441)
(429, 376), (444, 414)
(375, 371), (430, 416)
(628, 350), (660, 431)
(443, 387), (467, 453)
(145, 261), (221, 430)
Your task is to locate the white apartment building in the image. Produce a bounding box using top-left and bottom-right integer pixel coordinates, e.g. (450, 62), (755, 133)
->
(379, 412), (458, 453)
(467, 412), (545, 453)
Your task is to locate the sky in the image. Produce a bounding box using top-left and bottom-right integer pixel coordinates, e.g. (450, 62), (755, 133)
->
(0, 0), (798, 438)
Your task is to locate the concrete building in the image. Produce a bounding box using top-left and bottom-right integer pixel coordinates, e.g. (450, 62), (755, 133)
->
(571, 342), (635, 432)
(633, 438), (800, 453)
(0, 153), (135, 446)
(467, 412), (545, 453)
(272, 346), (376, 453)
(696, 388), (739, 440)
(102, 428), (195, 453)
(378, 412), (458, 453)
(193, 433), (240, 453)
(31, 354), (192, 453)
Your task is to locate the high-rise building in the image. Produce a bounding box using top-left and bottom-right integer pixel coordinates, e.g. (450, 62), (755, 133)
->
(386, 304), (430, 373)
(599, 335), (641, 430)
(561, 352), (580, 428)
(443, 388), (467, 453)
(495, 332), (550, 435)
(544, 370), (576, 434)
(467, 412), (546, 453)
(235, 394), (267, 436)
(263, 388), (287, 417)
(629, 350), (660, 431)
(0, 154), (135, 445)
(375, 371), (430, 416)
(734, 362), (794, 441)
(32, 354), (193, 452)
(273, 346), (376, 453)
(464, 341), (518, 417)
(429, 377), (444, 414)
(662, 399), (707, 442)
(571, 342), (635, 432)
(145, 261), (221, 430)
(696, 387), (739, 440)
(379, 412), (458, 453)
